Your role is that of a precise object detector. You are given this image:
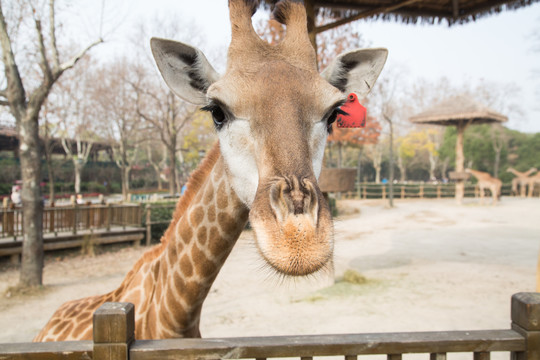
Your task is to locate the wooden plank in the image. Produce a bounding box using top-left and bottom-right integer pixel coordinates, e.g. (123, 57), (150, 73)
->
(0, 229), (144, 257)
(0, 341), (92, 360)
(130, 330), (525, 360)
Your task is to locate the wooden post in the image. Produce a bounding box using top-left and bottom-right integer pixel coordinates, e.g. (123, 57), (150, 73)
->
(511, 292), (540, 360)
(430, 354), (446, 360)
(474, 352), (490, 360)
(382, 185), (386, 200)
(363, 186), (367, 199)
(93, 302), (135, 360)
(73, 203), (78, 235)
(419, 184), (424, 199)
(146, 205), (152, 246)
(106, 203), (112, 231)
(401, 186), (405, 199)
(437, 185), (441, 199)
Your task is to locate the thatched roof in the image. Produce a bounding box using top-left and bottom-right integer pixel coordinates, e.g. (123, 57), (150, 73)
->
(263, 0), (539, 27)
(409, 95), (508, 126)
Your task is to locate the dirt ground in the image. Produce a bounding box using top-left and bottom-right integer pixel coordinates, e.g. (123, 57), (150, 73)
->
(0, 197), (538, 358)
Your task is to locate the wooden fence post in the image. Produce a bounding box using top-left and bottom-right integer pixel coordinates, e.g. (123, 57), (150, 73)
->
(93, 302), (135, 360)
(106, 203), (112, 231)
(146, 205), (152, 246)
(72, 203), (78, 235)
(511, 292), (540, 360)
(419, 184), (424, 199)
(437, 185), (441, 199)
(401, 186), (405, 199)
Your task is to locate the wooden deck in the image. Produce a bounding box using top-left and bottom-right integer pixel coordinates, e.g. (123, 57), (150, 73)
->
(0, 226), (145, 259)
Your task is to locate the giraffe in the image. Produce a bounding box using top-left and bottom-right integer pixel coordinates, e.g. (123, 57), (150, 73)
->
(526, 172), (540, 197)
(34, 0), (387, 341)
(506, 167), (537, 197)
(465, 168), (502, 205)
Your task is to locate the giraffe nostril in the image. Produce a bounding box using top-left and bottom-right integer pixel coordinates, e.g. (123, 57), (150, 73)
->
(269, 176), (319, 220)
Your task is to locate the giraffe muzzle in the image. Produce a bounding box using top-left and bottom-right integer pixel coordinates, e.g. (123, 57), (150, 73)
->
(250, 175), (334, 276)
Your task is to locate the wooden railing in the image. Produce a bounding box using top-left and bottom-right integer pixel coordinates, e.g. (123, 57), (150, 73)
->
(0, 292), (538, 359)
(344, 182), (517, 200)
(0, 204), (142, 240)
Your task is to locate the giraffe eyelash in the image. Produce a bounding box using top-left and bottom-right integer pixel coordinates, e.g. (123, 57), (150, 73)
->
(202, 101), (229, 130)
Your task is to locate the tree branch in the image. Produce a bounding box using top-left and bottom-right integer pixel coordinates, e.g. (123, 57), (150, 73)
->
(32, 9), (53, 84)
(48, 0), (60, 71)
(58, 38), (103, 74)
(0, 3), (26, 119)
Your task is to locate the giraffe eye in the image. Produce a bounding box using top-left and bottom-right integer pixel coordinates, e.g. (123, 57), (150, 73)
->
(326, 107), (347, 134)
(202, 102), (228, 130)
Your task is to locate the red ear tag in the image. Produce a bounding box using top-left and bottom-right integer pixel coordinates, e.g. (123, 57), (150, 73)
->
(336, 93), (367, 128)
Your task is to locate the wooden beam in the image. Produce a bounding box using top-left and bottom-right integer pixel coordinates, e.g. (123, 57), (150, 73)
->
(314, 0), (421, 34)
(452, 0), (460, 18)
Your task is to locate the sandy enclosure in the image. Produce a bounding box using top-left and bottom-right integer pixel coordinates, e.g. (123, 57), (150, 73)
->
(0, 198), (538, 358)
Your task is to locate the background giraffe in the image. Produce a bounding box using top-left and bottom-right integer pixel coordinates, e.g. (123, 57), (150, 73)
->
(525, 172), (540, 198)
(507, 167), (537, 197)
(465, 168), (502, 205)
(34, 0), (387, 341)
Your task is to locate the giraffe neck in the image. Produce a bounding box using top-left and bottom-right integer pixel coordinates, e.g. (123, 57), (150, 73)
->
(32, 143), (250, 342)
(469, 170), (490, 181)
(508, 168), (524, 177)
(119, 143), (249, 339)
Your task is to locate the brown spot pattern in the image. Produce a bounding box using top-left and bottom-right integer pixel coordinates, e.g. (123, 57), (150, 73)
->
(180, 254), (194, 277)
(197, 226), (208, 245)
(217, 182), (228, 209)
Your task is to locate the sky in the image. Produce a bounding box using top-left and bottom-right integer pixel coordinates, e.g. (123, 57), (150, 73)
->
(72, 0), (540, 133)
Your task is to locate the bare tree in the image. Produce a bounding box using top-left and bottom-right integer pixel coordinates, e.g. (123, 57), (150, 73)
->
(146, 142), (167, 191)
(364, 142), (384, 183)
(0, 0), (102, 287)
(134, 80), (198, 195)
(128, 18), (206, 195)
(93, 58), (142, 201)
(54, 57), (97, 195)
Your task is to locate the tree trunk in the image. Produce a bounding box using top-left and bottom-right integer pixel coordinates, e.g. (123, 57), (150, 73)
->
(375, 165), (381, 183)
(455, 122), (467, 204)
(428, 151), (437, 180)
(494, 148), (501, 179)
(44, 144), (55, 205)
(19, 113), (44, 287)
(119, 160), (131, 202)
(397, 155), (406, 182)
(388, 119), (394, 207)
(356, 147), (362, 191)
(74, 162), (82, 194)
(168, 146), (177, 195)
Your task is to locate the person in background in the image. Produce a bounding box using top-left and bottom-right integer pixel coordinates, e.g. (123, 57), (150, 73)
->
(10, 185), (21, 206)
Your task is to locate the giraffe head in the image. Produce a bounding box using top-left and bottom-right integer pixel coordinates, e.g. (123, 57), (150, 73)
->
(151, 0), (387, 276)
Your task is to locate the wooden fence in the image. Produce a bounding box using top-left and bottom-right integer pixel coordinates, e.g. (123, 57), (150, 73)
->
(344, 183), (517, 200)
(0, 292), (538, 359)
(0, 203), (142, 240)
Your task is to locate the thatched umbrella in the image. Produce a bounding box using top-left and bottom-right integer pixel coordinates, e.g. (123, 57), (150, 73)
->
(264, 0), (540, 49)
(409, 94), (507, 203)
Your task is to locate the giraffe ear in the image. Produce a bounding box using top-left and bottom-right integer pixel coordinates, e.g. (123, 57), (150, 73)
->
(151, 38), (220, 105)
(322, 48), (388, 100)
